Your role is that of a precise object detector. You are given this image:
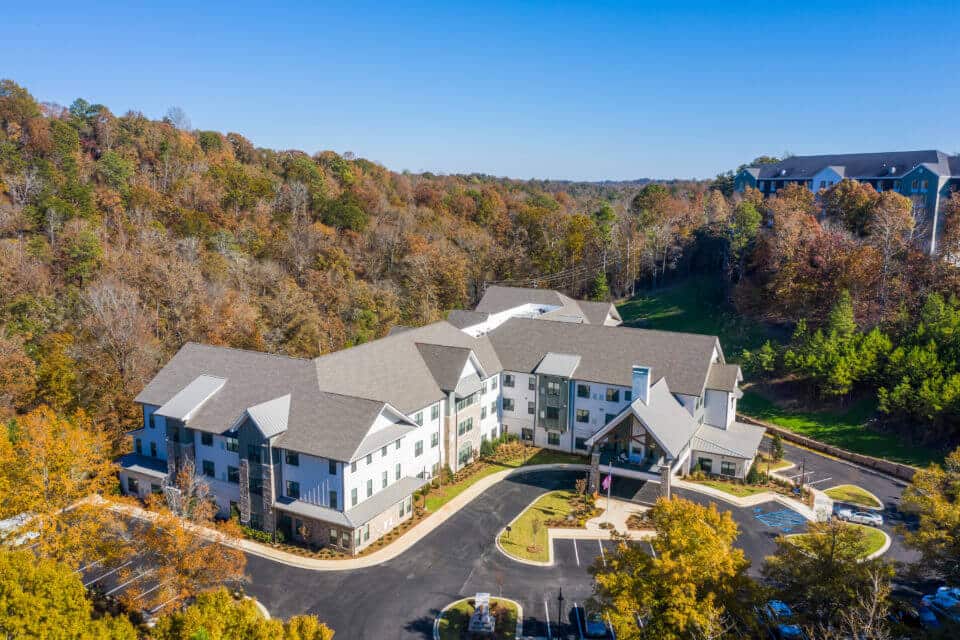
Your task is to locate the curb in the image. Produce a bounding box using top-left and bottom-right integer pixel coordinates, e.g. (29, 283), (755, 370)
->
(674, 479), (818, 522)
(104, 464), (590, 572)
(433, 596), (524, 640)
(866, 527), (892, 560)
(821, 484), (884, 511)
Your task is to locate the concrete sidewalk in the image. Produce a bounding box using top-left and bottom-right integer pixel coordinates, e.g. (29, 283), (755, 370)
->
(674, 479), (819, 521)
(106, 463), (590, 572)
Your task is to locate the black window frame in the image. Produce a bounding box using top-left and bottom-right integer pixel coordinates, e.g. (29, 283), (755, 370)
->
(285, 451), (300, 466)
(577, 383), (590, 398)
(286, 480), (301, 499)
(201, 432), (213, 446)
(201, 459), (215, 478)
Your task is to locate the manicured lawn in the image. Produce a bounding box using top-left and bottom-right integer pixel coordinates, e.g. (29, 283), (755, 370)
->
(824, 484), (883, 509)
(616, 275), (774, 357)
(789, 523), (887, 558)
(437, 597), (518, 640)
(758, 455), (793, 472)
(424, 463), (510, 512)
(423, 448), (587, 513)
(690, 479), (770, 498)
(498, 490), (576, 563)
(739, 391), (941, 468)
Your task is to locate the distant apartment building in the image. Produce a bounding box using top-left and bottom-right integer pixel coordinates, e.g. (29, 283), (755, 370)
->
(733, 150), (960, 254)
(121, 285), (763, 553)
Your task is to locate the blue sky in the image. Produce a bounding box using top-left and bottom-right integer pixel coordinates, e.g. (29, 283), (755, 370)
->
(4, 1), (958, 180)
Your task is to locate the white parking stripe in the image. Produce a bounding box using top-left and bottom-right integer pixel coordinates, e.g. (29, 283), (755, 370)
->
(573, 538), (580, 566)
(83, 560), (132, 587)
(105, 569), (152, 596)
(573, 601), (584, 639)
(806, 477), (833, 486)
(544, 598), (552, 639)
(598, 540), (606, 567)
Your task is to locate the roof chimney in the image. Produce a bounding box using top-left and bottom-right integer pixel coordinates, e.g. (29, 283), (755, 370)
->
(632, 366), (650, 405)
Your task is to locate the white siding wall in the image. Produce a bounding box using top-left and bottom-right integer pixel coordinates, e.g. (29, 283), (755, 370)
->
(137, 405), (168, 461)
(195, 433), (241, 515)
(500, 371), (536, 437)
(690, 451), (749, 479)
(570, 381), (632, 451)
(479, 375), (502, 441)
(703, 389), (730, 429)
(406, 400), (443, 479)
(280, 452), (343, 510)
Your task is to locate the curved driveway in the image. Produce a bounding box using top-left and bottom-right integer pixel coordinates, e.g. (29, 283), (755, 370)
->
(244, 445), (919, 638)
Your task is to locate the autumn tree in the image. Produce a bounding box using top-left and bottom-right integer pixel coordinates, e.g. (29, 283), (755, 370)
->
(150, 588), (334, 640)
(0, 406), (127, 569)
(900, 447), (960, 582)
(0, 331), (36, 417)
(590, 497), (752, 640)
(762, 519), (894, 633)
(822, 179), (879, 235)
(0, 548), (137, 639)
(867, 190), (914, 312)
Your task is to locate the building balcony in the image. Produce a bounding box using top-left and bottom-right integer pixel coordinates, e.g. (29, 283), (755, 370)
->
(598, 450), (662, 475)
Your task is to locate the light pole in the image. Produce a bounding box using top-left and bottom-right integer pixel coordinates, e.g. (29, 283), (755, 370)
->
(557, 587), (565, 630)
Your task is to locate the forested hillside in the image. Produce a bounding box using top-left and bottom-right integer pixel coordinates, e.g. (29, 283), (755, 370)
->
(2, 78), (960, 451)
(0, 80), (709, 446)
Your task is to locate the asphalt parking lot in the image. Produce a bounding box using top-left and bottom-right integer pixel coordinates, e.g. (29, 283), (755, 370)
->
(242, 445), (919, 638)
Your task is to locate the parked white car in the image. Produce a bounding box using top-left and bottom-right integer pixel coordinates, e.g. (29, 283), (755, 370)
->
(835, 508), (883, 527)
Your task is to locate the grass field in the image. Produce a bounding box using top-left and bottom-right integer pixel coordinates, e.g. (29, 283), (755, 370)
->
(789, 523), (887, 558)
(497, 490), (576, 562)
(616, 275), (774, 357)
(423, 448), (586, 512)
(824, 484), (883, 509)
(437, 597), (518, 640)
(739, 392), (941, 468)
(690, 479), (770, 497)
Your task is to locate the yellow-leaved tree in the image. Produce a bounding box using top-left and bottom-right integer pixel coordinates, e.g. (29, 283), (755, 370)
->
(590, 496), (752, 640)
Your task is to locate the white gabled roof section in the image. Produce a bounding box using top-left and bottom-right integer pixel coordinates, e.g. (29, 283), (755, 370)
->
(350, 404), (418, 462)
(246, 394), (292, 438)
(155, 374), (226, 422)
(535, 352), (581, 378)
(584, 379), (700, 459)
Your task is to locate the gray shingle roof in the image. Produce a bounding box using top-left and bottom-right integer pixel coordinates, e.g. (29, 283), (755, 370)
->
(475, 285), (618, 326)
(487, 317), (718, 397)
(416, 343), (473, 391)
(691, 421), (765, 459)
(246, 394), (291, 438)
(705, 364), (742, 392)
(748, 150), (956, 180)
(446, 310), (489, 329)
(313, 321), (501, 414)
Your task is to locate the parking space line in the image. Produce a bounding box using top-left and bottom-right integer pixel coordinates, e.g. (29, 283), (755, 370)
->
(544, 598), (552, 639)
(573, 538), (580, 566)
(573, 601), (583, 639)
(105, 569), (152, 596)
(84, 560), (132, 587)
(598, 540), (606, 567)
(807, 477), (833, 486)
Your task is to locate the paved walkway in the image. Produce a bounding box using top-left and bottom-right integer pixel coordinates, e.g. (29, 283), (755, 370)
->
(105, 463), (590, 572)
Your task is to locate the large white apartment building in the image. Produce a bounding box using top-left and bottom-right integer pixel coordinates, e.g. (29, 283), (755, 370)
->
(120, 285), (763, 553)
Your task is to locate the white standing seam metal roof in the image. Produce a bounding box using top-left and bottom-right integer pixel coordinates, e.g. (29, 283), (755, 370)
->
(690, 421), (766, 459)
(246, 394), (291, 438)
(154, 375), (226, 421)
(534, 352), (582, 378)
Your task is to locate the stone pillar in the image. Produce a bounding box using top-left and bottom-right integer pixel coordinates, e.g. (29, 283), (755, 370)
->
(660, 462), (672, 500)
(588, 450), (601, 494)
(261, 460), (275, 534)
(238, 460), (251, 525)
(166, 441), (178, 477)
